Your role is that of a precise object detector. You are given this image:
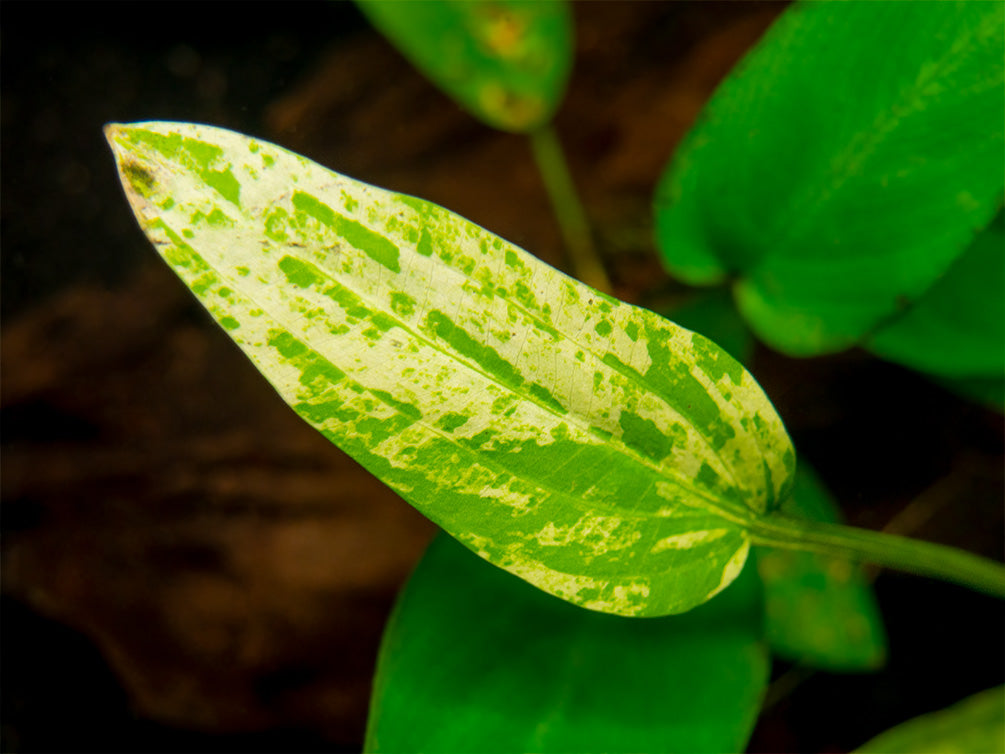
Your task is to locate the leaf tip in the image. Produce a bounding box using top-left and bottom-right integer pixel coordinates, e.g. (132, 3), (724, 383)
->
(103, 122), (161, 218)
(102, 122), (131, 156)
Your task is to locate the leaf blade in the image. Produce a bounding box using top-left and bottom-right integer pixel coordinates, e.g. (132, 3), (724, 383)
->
(366, 533), (768, 754)
(105, 121), (794, 616)
(355, 0), (572, 132)
(655, 1), (1005, 355)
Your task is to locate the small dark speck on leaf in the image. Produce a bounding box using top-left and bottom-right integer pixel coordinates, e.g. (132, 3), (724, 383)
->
(123, 162), (155, 198)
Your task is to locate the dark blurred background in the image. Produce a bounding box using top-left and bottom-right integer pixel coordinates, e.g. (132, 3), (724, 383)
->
(2, 2), (1002, 752)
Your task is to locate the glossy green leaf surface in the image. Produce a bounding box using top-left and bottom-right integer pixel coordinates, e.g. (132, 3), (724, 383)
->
(756, 465), (886, 671)
(655, 1), (1005, 356)
(854, 685), (1005, 754)
(105, 121), (795, 617)
(355, 0), (572, 132)
(365, 532), (768, 754)
(868, 213), (1005, 379)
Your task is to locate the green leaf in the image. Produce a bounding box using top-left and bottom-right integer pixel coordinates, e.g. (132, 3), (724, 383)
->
(105, 121), (795, 617)
(854, 686), (1005, 754)
(868, 212), (1005, 379)
(355, 0), (572, 133)
(756, 464), (887, 671)
(365, 532), (768, 754)
(654, 1), (1005, 356)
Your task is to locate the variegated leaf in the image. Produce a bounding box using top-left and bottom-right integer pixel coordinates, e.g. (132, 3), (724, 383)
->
(105, 121), (795, 616)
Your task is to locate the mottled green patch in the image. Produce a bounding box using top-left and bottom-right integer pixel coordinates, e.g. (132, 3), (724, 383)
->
(390, 292), (416, 317)
(220, 315), (240, 330)
(691, 333), (744, 385)
(426, 309), (525, 389)
(202, 168), (241, 206)
(264, 207), (290, 242)
(325, 282), (374, 321)
(293, 398), (344, 425)
(550, 423), (570, 441)
(267, 329), (307, 359)
(177, 137), (222, 168)
(619, 411), (674, 462)
(159, 197), (175, 210)
(595, 319), (613, 337)
(267, 329), (346, 391)
(279, 255), (326, 289)
(123, 129), (184, 161)
(191, 207), (231, 227)
(293, 190), (401, 272)
(595, 292), (619, 309)
(370, 312), (396, 332)
(414, 227), (434, 257)
(370, 389), (422, 419)
(182, 229), (195, 239)
(513, 281), (536, 310)
(293, 190), (337, 226)
(396, 194), (426, 215)
(436, 412), (470, 432)
(341, 190), (359, 212)
(188, 270), (216, 297)
(491, 394), (517, 415)
(528, 382), (567, 414)
(236, 266), (250, 277)
(606, 334), (737, 451)
(625, 321), (640, 342)
(696, 462), (728, 496)
(150, 219), (211, 274)
(262, 154), (275, 168)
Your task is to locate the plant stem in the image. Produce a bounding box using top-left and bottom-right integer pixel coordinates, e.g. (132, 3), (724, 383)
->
(750, 514), (1005, 599)
(528, 124), (613, 294)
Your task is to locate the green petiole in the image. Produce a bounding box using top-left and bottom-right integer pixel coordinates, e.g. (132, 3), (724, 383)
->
(751, 514), (1005, 600)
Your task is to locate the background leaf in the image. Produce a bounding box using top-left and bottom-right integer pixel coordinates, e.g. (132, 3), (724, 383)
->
(756, 464), (887, 672)
(853, 685), (1005, 754)
(355, 0), (572, 132)
(105, 121), (795, 617)
(655, 1), (1004, 356)
(365, 532), (768, 754)
(867, 212), (1005, 379)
